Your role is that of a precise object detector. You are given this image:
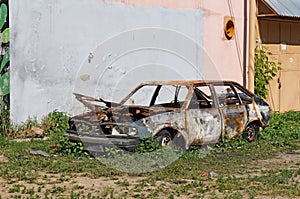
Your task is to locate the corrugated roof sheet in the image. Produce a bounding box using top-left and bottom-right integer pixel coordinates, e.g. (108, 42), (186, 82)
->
(264, 0), (300, 17)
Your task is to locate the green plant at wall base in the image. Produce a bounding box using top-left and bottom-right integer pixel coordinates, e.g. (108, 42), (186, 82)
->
(41, 111), (89, 156)
(254, 46), (281, 99)
(0, 101), (11, 136)
(41, 110), (69, 136)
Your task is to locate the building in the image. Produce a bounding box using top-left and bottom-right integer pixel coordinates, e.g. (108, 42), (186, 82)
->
(4, 0), (248, 122)
(258, 0), (300, 112)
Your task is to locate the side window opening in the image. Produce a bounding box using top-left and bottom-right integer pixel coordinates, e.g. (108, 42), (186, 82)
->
(234, 86), (253, 104)
(152, 85), (188, 108)
(189, 85), (213, 109)
(123, 85), (188, 108)
(214, 84), (240, 107)
(124, 85), (157, 106)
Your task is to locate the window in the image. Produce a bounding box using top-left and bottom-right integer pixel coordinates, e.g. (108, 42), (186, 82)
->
(234, 86), (253, 104)
(124, 85), (156, 106)
(214, 85), (240, 107)
(189, 85), (213, 109)
(124, 85), (189, 108)
(154, 85), (188, 108)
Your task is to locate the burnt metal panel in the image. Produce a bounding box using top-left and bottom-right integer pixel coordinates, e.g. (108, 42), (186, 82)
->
(220, 105), (247, 139)
(186, 108), (222, 145)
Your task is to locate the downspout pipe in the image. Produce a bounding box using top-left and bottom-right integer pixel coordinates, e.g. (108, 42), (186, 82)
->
(243, 0), (248, 87)
(248, 0), (257, 92)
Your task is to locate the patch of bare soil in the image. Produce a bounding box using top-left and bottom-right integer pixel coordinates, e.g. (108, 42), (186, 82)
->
(0, 151), (299, 198)
(254, 151), (300, 170)
(245, 150), (300, 178)
(0, 173), (147, 198)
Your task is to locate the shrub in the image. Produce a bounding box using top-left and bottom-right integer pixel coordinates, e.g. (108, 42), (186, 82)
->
(0, 100), (11, 137)
(41, 110), (69, 136)
(254, 46), (281, 99)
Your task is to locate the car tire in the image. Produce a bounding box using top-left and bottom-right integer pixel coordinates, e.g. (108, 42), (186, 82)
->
(156, 130), (186, 150)
(156, 130), (172, 147)
(242, 123), (259, 142)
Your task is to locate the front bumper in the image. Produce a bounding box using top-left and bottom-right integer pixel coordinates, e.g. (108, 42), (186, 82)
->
(65, 130), (141, 152)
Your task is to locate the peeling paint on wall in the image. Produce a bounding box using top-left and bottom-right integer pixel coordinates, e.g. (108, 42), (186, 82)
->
(0, 0), (9, 105)
(10, 0), (204, 123)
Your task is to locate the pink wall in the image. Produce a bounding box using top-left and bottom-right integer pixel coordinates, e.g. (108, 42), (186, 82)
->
(103, 0), (247, 83)
(201, 0), (246, 83)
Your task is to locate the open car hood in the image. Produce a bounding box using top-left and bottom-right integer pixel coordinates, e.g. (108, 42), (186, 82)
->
(73, 93), (177, 123)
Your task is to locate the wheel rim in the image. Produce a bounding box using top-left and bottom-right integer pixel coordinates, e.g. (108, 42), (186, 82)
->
(244, 125), (258, 142)
(161, 135), (171, 146)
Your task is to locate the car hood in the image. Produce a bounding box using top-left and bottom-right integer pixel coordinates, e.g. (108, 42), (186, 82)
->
(73, 93), (178, 123)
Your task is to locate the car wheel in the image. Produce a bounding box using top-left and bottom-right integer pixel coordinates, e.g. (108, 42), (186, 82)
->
(242, 123), (259, 142)
(156, 130), (186, 150)
(156, 130), (172, 147)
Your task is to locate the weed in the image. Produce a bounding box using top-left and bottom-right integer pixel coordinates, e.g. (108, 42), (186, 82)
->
(50, 186), (66, 194)
(70, 191), (81, 199)
(0, 100), (11, 137)
(97, 146), (180, 173)
(41, 110), (69, 136)
(137, 136), (161, 153)
(73, 185), (84, 190)
(53, 136), (89, 157)
(254, 46), (281, 99)
(8, 184), (24, 193)
(25, 187), (35, 195)
(104, 146), (120, 157)
(0, 112), (299, 198)
(260, 111), (300, 148)
(101, 187), (115, 198)
(115, 180), (130, 187)
(0, 108), (69, 140)
(216, 136), (248, 152)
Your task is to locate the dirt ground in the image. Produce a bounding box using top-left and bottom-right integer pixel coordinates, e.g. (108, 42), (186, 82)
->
(0, 150), (299, 198)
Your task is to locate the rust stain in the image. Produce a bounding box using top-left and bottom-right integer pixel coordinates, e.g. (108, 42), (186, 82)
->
(234, 116), (244, 132)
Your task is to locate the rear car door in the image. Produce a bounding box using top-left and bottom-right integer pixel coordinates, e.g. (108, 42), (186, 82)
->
(212, 83), (248, 139)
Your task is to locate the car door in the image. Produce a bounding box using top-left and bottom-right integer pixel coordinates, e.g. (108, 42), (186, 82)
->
(186, 84), (222, 145)
(212, 83), (248, 139)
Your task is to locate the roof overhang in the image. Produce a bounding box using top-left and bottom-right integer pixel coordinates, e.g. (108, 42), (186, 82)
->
(258, 0), (300, 19)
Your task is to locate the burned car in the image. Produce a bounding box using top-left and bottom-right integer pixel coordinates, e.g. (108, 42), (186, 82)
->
(66, 80), (270, 151)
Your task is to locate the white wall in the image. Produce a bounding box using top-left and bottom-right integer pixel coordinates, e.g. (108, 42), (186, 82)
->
(10, 0), (206, 122)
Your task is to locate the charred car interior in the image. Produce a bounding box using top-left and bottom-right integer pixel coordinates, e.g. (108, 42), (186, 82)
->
(65, 80), (271, 152)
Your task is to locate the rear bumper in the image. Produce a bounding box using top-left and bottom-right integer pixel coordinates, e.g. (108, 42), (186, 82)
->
(65, 130), (141, 152)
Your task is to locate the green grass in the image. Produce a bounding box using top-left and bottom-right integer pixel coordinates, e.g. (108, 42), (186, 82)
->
(0, 111), (299, 198)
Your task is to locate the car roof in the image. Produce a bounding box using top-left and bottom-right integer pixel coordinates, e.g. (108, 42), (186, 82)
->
(140, 80), (240, 86)
(120, 80), (254, 104)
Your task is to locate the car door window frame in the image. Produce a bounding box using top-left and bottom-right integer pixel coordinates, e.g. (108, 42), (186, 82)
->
(188, 84), (216, 109)
(232, 84), (254, 105)
(212, 83), (242, 107)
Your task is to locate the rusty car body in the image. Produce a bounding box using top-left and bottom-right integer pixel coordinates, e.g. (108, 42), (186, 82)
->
(65, 80), (271, 151)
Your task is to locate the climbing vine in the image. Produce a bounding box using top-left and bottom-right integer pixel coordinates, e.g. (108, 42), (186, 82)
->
(254, 46), (281, 99)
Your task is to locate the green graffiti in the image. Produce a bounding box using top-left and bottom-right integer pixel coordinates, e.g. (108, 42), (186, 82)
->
(0, 1), (9, 99)
(0, 3), (8, 30)
(0, 49), (9, 72)
(2, 28), (9, 43)
(0, 72), (9, 95)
